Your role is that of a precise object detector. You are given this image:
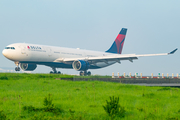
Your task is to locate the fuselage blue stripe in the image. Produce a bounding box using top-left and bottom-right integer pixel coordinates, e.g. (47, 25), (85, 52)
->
(20, 61), (101, 69)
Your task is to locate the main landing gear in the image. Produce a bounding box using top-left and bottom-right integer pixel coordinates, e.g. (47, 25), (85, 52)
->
(50, 67), (61, 74)
(79, 71), (91, 76)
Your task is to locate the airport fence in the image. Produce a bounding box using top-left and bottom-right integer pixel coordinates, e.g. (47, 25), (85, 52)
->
(56, 75), (180, 84)
(112, 72), (180, 79)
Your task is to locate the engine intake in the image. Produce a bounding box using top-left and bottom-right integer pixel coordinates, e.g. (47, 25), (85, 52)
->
(20, 63), (37, 71)
(72, 60), (89, 71)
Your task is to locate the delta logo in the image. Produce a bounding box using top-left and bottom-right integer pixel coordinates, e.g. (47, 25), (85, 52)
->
(27, 46), (42, 50)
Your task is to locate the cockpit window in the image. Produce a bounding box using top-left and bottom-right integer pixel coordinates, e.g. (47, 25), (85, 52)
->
(5, 47), (15, 50)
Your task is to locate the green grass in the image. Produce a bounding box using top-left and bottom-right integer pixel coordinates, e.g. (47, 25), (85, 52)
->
(0, 73), (180, 119)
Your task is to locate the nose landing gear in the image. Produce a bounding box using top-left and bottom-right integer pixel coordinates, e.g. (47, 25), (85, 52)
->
(14, 62), (20, 71)
(15, 67), (20, 71)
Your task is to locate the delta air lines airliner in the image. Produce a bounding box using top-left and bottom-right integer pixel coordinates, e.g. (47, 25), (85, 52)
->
(2, 28), (177, 75)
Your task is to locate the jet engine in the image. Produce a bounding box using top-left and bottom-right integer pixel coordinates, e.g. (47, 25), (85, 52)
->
(72, 60), (90, 71)
(20, 63), (37, 71)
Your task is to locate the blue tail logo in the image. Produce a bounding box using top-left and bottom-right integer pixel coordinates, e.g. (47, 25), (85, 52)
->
(106, 28), (127, 54)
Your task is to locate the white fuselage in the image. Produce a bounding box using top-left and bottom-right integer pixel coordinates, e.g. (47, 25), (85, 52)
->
(2, 43), (116, 69)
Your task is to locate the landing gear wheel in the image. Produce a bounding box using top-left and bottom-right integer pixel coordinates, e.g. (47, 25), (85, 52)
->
(50, 67), (60, 74)
(87, 71), (91, 76)
(15, 67), (20, 71)
(79, 71), (91, 76)
(80, 71), (83, 76)
(50, 71), (61, 74)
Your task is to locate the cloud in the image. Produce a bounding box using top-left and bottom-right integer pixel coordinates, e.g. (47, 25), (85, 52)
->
(0, 68), (5, 71)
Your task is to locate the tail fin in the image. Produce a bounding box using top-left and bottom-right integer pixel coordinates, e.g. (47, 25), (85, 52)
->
(106, 28), (127, 54)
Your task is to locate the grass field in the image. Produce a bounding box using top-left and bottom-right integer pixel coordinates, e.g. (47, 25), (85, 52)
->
(0, 73), (180, 120)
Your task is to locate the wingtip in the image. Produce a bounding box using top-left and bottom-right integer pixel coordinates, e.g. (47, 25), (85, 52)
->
(168, 48), (178, 54)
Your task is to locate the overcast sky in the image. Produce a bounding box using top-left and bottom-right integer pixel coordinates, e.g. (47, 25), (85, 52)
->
(0, 0), (179, 76)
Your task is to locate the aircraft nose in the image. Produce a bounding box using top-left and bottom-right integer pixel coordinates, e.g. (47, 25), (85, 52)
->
(2, 49), (7, 57)
(2, 49), (16, 61)
(2, 49), (12, 60)
(2, 49), (10, 59)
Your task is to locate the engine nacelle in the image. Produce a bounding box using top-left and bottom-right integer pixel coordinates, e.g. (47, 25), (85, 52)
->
(72, 60), (89, 71)
(20, 63), (37, 71)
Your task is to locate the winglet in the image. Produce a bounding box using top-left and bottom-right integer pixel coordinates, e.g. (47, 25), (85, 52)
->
(168, 48), (178, 54)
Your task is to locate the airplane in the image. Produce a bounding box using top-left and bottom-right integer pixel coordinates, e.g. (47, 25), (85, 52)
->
(2, 28), (178, 75)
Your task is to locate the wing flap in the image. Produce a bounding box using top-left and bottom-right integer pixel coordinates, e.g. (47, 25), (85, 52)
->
(54, 54), (138, 63)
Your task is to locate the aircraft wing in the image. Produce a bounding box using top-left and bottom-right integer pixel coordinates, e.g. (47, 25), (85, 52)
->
(54, 48), (178, 63)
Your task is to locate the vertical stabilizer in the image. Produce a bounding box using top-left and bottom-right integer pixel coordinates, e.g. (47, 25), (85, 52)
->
(106, 28), (127, 54)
